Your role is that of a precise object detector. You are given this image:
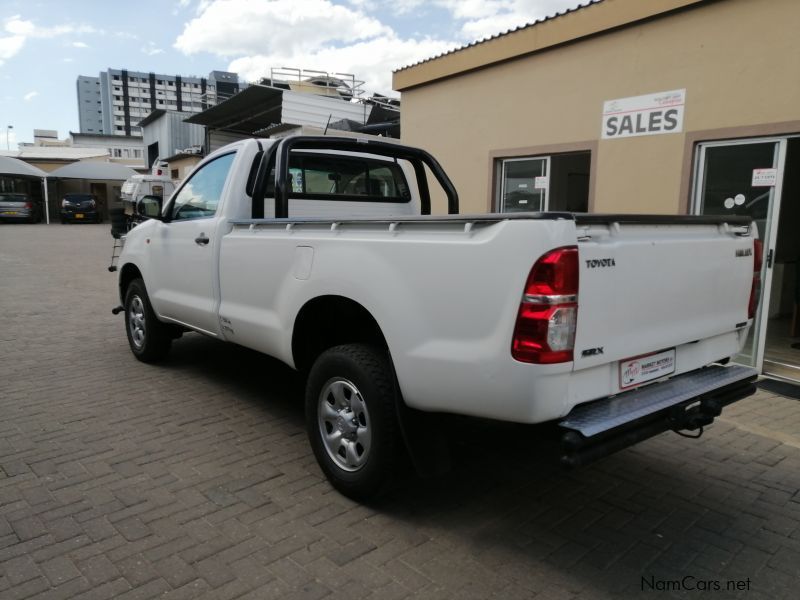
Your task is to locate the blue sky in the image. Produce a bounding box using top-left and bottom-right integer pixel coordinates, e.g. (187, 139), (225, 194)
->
(0, 0), (583, 149)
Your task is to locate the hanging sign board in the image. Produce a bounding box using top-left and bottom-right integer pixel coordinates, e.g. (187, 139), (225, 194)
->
(751, 168), (778, 187)
(602, 89), (685, 139)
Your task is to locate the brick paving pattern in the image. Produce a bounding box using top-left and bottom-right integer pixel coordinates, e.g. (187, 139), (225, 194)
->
(1, 223), (800, 599)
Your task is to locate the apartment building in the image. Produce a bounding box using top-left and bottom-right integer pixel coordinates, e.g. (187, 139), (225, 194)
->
(76, 69), (241, 137)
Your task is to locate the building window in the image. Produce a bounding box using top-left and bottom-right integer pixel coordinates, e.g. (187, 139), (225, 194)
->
(134, 149), (142, 158)
(113, 75), (120, 81)
(496, 151), (591, 213)
(171, 169), (179, 179)
(116, 126), (123, 131)
(113, 148), (122, 157)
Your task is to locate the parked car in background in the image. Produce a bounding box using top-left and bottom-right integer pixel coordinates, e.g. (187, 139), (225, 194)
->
(61, 193), (101, 223)
(0, 193), (42, 223)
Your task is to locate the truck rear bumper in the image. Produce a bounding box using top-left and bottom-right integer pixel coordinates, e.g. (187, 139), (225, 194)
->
(558, 364), (758, 467)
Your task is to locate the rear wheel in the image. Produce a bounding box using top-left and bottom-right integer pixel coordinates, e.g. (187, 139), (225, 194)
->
(124, 278), (172, 362)
(305, 344), (400, 500)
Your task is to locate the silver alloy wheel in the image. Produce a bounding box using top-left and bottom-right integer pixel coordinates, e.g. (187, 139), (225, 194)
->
(318, 378), (372, 472)
(128, 295), (146, 349)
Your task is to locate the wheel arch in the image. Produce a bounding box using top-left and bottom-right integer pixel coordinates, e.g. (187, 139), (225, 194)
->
(118, 263), (143, 304)
(291, 295), (390, 373)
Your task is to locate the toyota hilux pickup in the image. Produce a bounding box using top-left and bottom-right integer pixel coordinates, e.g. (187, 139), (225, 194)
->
(114, 135), (760, 499)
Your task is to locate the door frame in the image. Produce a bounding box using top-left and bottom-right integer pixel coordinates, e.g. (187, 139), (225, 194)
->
(691, 136), (789, 371)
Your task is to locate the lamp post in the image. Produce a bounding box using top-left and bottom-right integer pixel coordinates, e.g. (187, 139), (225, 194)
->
(5, 125), (12, 150)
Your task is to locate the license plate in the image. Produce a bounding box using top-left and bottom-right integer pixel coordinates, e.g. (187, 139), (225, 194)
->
(619, 348), (676, 390)
(75, 213), (84, 219)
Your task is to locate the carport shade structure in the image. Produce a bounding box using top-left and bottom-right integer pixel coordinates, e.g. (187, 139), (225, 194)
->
(47, 161), (138, 180)
(0, 156), (50, 224)
(47, 162), (138, 224)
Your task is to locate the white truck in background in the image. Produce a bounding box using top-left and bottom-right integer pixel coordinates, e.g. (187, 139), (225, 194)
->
(114, 136), (760, 499)
(120, 173), (177, 223)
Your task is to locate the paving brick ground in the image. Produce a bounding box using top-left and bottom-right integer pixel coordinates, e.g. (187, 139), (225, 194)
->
(1, 222), (800, 599)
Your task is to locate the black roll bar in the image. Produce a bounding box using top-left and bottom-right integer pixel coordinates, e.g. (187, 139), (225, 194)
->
(272, 136), (459, 218)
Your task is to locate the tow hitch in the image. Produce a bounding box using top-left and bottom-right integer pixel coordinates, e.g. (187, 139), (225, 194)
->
(558, 365), (758, 468)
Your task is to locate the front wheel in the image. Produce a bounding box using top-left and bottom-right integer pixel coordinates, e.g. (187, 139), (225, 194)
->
(124, 278), (172, 362)
(305, 344), (400, 500)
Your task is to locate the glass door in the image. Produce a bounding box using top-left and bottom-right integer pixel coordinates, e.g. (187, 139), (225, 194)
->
(693, 138), (788, 369)
(500, 157), (550, 212)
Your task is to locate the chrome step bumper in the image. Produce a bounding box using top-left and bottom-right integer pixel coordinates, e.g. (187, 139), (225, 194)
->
(558, 364), (758, 467)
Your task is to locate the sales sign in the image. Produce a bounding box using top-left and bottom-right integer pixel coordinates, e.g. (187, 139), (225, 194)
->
(602, 89), (685, 139)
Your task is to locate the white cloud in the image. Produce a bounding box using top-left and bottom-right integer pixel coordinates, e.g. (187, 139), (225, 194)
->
(174, 0), (584, 95)
(175, 0), (391, 57)
(176, 0), (455, 94)
(143, 41), (164, 55)
(0, 15), (98, 65)
(230, 35), (456, 95)
(23, 91), (38, 101)
(71, 41), (89, 48)
(447, 0), (586, 39)
(0, 34), (25, 65)
(62, 57), (74, 62)
(4, 15), (98, 38)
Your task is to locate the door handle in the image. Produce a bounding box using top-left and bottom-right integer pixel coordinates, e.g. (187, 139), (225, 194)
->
(195, 234), (210, 245)
(767, 249), (774, 268)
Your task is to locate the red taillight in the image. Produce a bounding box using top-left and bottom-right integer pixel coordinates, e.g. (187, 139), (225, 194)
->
(25, 202), (33, 209)
(748, 239), (763, 319)
(512, 246), (579, 364)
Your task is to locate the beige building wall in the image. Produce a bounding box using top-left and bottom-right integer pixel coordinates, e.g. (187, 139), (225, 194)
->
(166, 155), (202, 181)
(396, 0), (800, 214)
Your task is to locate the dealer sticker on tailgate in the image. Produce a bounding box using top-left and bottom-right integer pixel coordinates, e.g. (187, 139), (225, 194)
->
(619, 348), (676, 390)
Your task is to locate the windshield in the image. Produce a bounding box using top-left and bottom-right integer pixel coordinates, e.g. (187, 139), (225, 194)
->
(0, 194), (28, 202)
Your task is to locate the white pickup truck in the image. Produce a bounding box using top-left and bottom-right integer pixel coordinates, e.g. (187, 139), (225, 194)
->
(115, 136), (760, 498)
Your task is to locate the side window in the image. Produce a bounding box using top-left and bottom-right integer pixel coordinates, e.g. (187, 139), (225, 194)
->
(171, 153), (235, 221)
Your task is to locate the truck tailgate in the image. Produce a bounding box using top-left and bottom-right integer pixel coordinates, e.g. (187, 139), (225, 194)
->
(573, 218), (754, 385)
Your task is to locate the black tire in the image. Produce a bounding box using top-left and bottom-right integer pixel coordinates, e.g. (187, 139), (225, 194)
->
(123, 278), (172, 362)
(305, 344), (400, 500)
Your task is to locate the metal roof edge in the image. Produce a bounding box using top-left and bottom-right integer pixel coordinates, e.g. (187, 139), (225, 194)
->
(393, 0), (708, 91)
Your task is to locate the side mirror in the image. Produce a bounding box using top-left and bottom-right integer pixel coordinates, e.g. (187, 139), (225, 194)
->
(137, 195), (164, 220)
